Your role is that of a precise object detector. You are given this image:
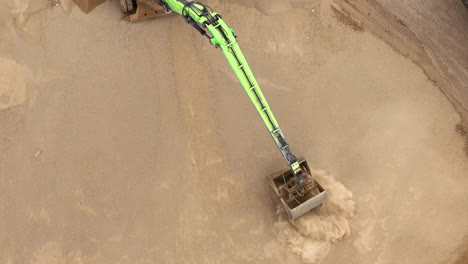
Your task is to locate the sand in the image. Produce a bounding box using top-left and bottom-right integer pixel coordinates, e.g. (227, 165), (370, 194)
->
(0, 0), (467, 263)
(275, 170), (355, 263)
(0, 57), (30, 110)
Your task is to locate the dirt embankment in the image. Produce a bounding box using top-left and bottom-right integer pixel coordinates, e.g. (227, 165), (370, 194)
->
(332, 0), (468, 156)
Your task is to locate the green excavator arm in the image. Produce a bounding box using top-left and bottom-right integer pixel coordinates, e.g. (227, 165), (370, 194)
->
(161, 0), (302, 176)
(73, 0), (327, 220)
(158, 0), (327, 219)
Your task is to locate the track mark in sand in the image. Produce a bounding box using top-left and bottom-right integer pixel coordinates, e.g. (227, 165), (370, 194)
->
(274, 170), (355, 263)
(352, 193), (389, 254)
(211, 186), (229, 201)
(72, 188), (98, 217)
(27, 207), (52, 225)
(256, 77), (294, 92)
(205, 157), (223, 166)
(30, 241), (63, 264)
(76, 202), (98, 217)
(0, 57), (31, 110)
(30, 242), (97, 264)
(264, 39), (304, 57)
(11, 0), (72, 27)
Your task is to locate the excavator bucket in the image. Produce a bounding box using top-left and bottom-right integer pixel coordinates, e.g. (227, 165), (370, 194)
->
(268, 158), (327, 220)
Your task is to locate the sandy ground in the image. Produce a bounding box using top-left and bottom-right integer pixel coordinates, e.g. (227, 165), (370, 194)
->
(0, 0), (467, 263)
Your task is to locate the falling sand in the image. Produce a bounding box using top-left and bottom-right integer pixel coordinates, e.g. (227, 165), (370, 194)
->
(275, 170), (355, 263)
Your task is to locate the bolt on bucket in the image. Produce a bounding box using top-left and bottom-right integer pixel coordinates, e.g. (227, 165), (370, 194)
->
(268, 158), (327, 220)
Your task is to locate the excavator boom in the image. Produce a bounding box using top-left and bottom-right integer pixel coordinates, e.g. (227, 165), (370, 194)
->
(160, 0), (327, 219)
(73, 0), (327, 220)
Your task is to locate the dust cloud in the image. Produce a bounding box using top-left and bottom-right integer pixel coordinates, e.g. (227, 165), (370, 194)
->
(275, 170), (355, 263)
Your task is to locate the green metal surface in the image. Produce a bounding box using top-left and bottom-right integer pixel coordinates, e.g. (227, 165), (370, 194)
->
(161, 0), (301, 173)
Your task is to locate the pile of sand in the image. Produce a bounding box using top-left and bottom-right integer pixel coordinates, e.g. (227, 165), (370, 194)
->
(275, 171), (355, 263)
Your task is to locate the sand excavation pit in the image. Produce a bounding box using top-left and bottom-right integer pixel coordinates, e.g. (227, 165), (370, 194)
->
(0, 0), (467, 263)
(275, 170), (355, 263)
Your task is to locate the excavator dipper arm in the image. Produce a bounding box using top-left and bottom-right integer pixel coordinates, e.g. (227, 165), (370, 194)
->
(159, 0), (306, 184)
